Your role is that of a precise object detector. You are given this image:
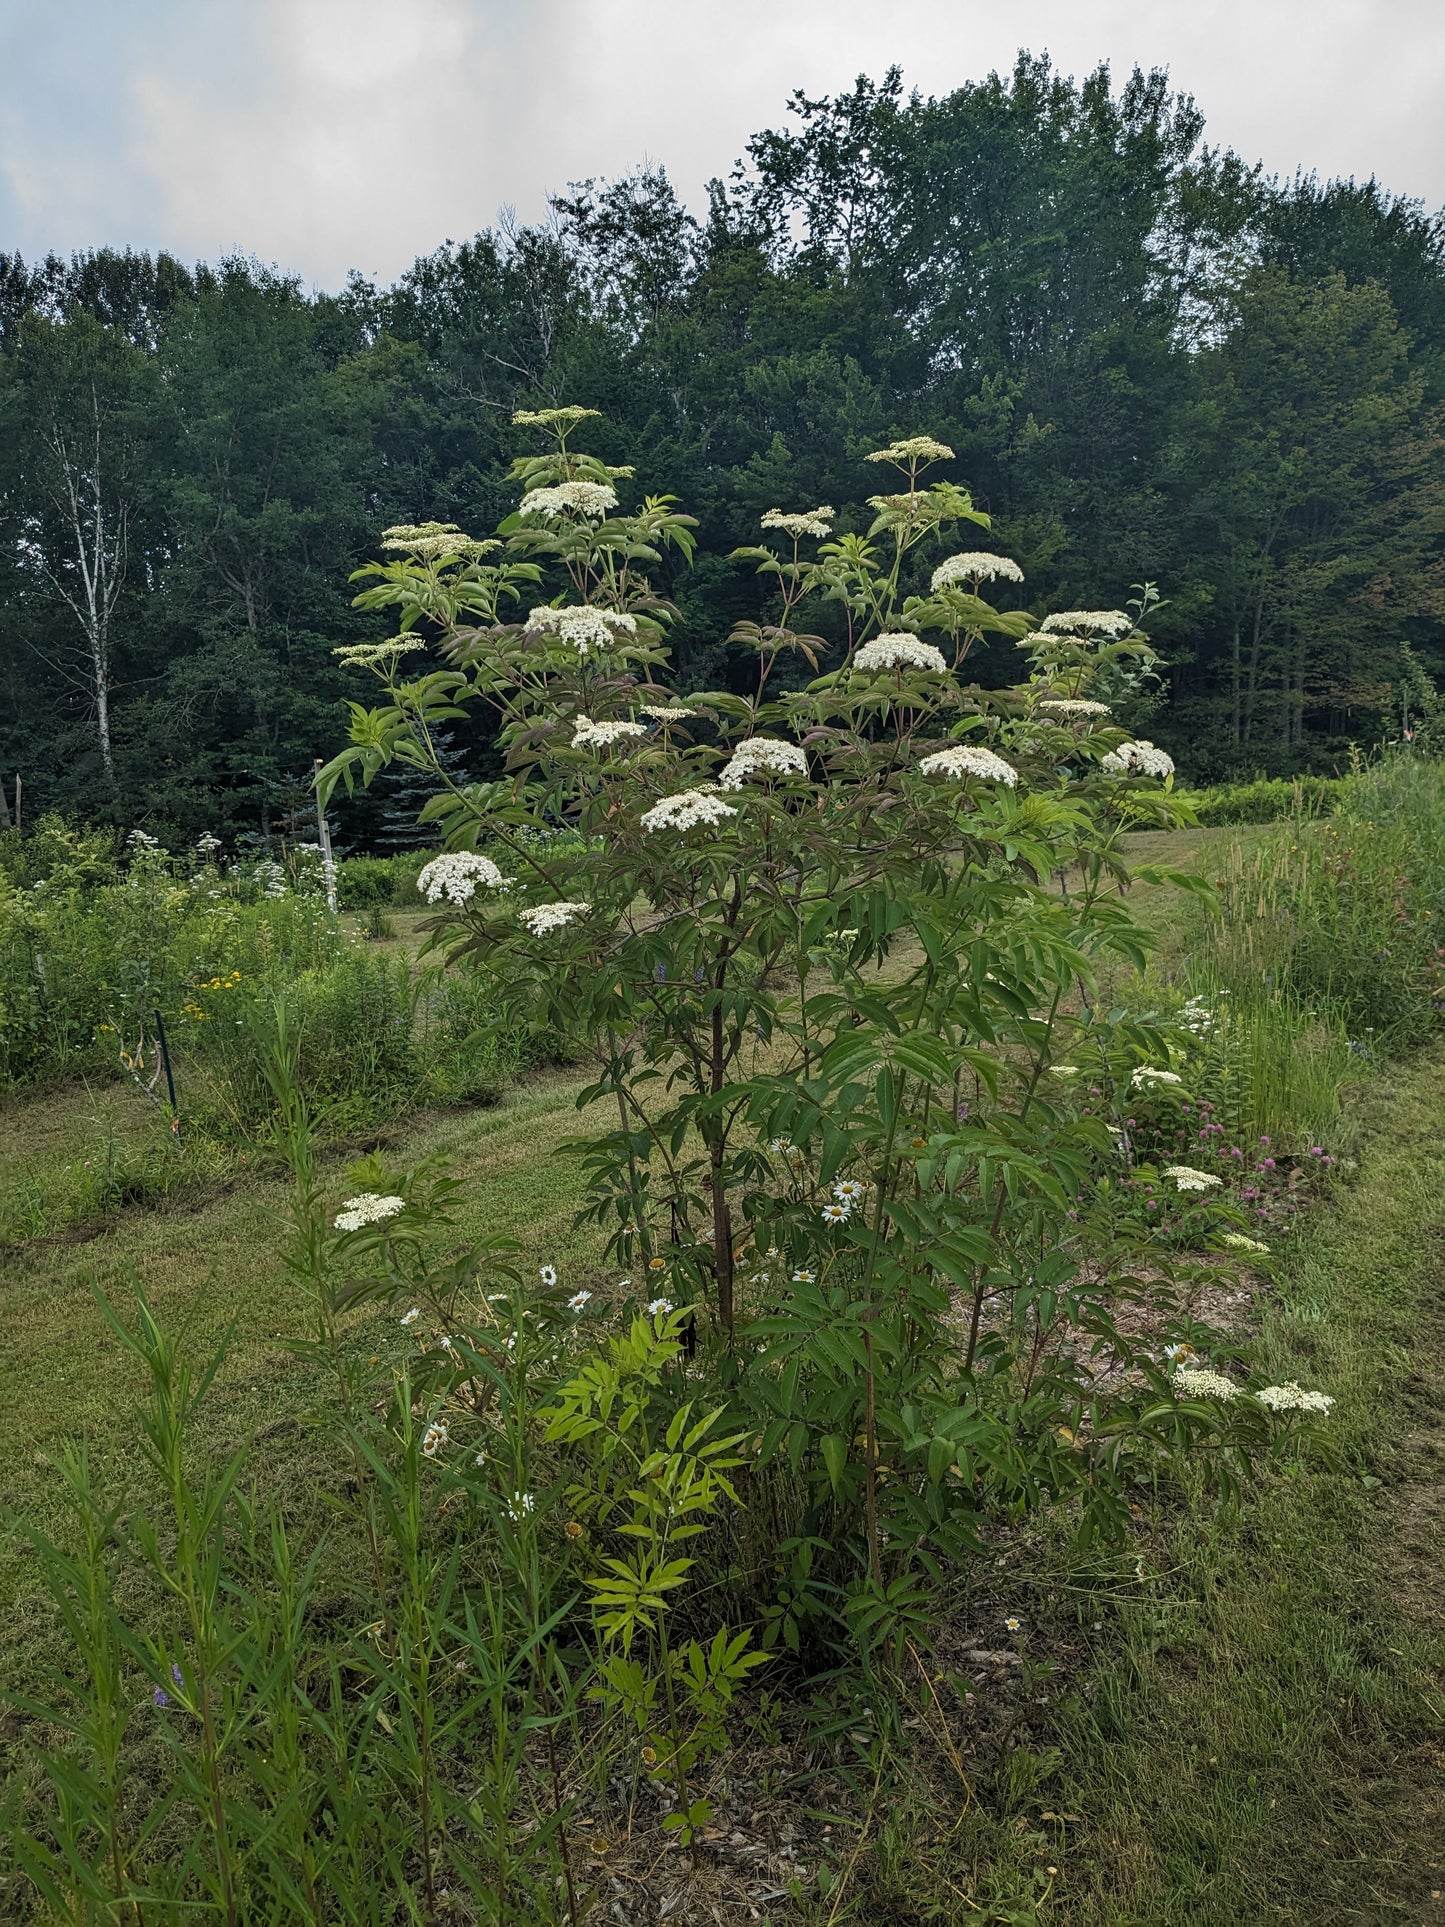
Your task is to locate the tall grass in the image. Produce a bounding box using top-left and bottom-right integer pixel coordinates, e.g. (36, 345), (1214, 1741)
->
(1167, 756), (1445, 1149)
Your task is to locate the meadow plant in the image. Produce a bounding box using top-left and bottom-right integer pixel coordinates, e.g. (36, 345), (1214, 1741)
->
(320, 409), (1323, 1650)
(3, 417), (1349, 1919)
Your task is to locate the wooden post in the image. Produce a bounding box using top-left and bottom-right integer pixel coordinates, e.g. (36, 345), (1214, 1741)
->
(314, 759), (337, 913)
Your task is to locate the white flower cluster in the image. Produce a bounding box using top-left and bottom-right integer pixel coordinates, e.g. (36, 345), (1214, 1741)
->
(421, 1420), (449, 1458)
(525, 605), (637, 658)
(1040, 610), (1134, 637)
(195, 832), (222, 857)
(853, 633), (949, 674)
(931, 552), (1025, 591)
(718, 737), (809, 788)
(1131, 1066), (1181, 1089)
(520, 481), (618, 519)
(417, 852), (508, 905)
(1037, 698), (1112, 719)
(639, 703), (697, 722)
(866, 436), (954, 463)
(572, 716), (647, 750)
(381, 522), (495, 563)
(1162, 1165), (1222, 1192)
(1256, 1382), (1335, 1414)
(334, 1193), (406, 1232)
(640, 789), (738, 834)
(917, 745), (1019, 787)
(127, 829), (160, 849)
(1172, 1366), (1240, 1401)
(1179, 995), (1216, 1036)
(517, 900), (589, 935)
(1101, 740), (1176, 779)
(512, 405), (601, 429)
(257, 860), (287, 900)
(761, 506), (834, 539)
(334, 637), (428, 671)
(1220, 1232), (1270, 1254)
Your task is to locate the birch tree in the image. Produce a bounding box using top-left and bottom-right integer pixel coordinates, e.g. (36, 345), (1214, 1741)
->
(8, 313), (139, 789)
(33, 382), (128, 782)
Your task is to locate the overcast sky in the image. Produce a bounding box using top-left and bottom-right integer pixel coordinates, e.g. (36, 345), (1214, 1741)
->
(2, 0), (1441, 290)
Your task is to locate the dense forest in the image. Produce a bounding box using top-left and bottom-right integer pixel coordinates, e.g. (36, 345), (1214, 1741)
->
(2, 56), (1443, 847)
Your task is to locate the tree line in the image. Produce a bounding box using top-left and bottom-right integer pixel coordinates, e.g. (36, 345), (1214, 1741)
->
(2, 55), (1442, 847)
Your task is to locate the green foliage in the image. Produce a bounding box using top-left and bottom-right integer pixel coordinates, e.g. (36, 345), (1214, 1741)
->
(1198, 756), (1445, 1055)
(1185, 774), (1343, 825)
(3, 62), (1443, 837)
(0, 837), (535, 1133)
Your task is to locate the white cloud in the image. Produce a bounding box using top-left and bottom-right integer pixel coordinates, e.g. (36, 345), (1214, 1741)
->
(1, 0), (1441, 286)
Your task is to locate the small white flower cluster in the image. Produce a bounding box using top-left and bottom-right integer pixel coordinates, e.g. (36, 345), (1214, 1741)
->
(853, 633), (948, 675)
(417, 851), (508, 905)
(1131, 1065), (1182, 1089)
(334, 1192), (406, 1232)
(1101, 740), (1176, 779)
(421, 1420), (449, 1457)
(512, 405), (601, 429)
(572, 716), (647, 750)
(1220, 1232), (1270, 1254)
(931, 552), (1025, 591)
(526, 605), (637, 658)
(640, 789), (738, 834)
(1172, 1366), (1240, 1401)
(382, 522), (496, 563)
(1256, 1382), (1334, 1414)
(1162, 1165), (1222, 1192)
(1037, 698), (1111, 719)
(866, 436), (954, 464)
(333, 637), (429, 671)
(1180, 995), (1216, 1036)
(918, 745), (1019, 787)
(517, 900), (589, 936)
(195, 832), (222, 858)
(718, 737), (809, 788)
(257, 859), (287, 900)
(639, 703), (697, 722)
(520, 481), (618, 519)
(1040, 610), (1134, 638)
(761, 506), (834, 539)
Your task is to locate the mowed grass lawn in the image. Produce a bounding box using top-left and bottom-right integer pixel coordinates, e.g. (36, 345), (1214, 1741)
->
(0, 1064), (610, 1614)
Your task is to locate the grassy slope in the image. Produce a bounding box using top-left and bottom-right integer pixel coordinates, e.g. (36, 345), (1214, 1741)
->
(4, 828), (1441, 1922)
(1057, 1047), (1445, 1924)
(0, 1067), (609, 1609)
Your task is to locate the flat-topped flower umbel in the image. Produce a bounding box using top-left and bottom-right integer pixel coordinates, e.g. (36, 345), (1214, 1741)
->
(417, 852), (508, 905)
(917, 745), (1019, 786)
(639, 790), (738, 834)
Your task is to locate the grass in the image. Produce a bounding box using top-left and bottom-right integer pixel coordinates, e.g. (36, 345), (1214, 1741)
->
(842, 1046), (1445, 1924)
(1061, 1045), (1445, 1922)
(0, 1065), (608, 1616)
(4, 816), (1444, 1922)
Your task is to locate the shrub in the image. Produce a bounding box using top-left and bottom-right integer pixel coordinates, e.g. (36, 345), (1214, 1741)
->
(4, 413), (1344, 1917)
(1184, 774), (1342, 826)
